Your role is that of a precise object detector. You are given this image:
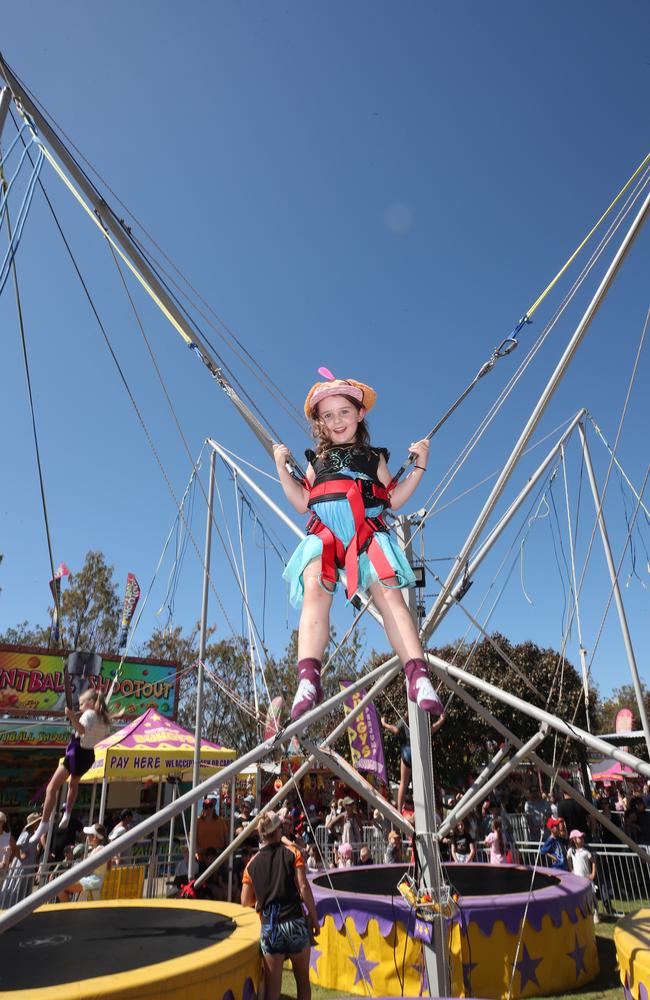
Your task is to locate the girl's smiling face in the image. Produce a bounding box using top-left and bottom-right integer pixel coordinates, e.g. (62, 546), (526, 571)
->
(316, 395), (365, 444)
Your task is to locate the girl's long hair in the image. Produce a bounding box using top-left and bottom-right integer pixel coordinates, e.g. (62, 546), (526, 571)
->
(310, 395), (372, 458)
(83, 688), (113, 726)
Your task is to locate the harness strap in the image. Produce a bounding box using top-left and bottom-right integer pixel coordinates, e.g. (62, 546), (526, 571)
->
(308, 478), (391, 508)
(306, 479), (394, 599)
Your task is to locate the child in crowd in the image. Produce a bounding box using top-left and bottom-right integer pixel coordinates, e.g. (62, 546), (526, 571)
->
(567, 829), (599, 922)
(337, 843), (353, 868)
(31, 689), (111, 844)
(274, 373), (443, 721)
(306, 844), (324, 872)
(57, 823), (110, 902)
(484, 817), (507, 864)
(384, 831), (403, 864)
(451, 819), (476, 864)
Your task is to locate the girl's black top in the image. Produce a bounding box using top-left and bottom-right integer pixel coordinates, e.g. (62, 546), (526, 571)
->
(305, 445), (389, 488)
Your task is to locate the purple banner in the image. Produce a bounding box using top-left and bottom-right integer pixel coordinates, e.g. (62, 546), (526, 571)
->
(340, 679), (387, 786)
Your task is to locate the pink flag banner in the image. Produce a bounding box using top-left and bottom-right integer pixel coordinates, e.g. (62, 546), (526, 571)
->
(119, 573), (141, 649)
(340, 679), (387, 786)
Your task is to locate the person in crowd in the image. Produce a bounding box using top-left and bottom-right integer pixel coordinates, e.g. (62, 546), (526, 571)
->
(540, 818), (569, 870)
(306, 843), (324, 872)
(109, 808), (134, 843)
(166, 845), (189, 898)
(51, 811), (83, 863)
(196, 796), (229, 860)
(0, 813), (42, 907)
(49, 843), (76, 884)
(241, 811), (319, 1000)
(643, 782), (650, 809)
(197, 846), (228, 900)
(557, 785), (592, 839)
(567, 829), (599, 921)
(451, 819), (476, 864)
(548, 790), (559, 819)
(381, 713), (445, 815)
(624, 796), (649, 843)
(30, 689), (112, 844)
(325, 797), (362, 860)
(358, 844), (373, 866)
(337, 842), (353, 868)
(0, 811), (16, 873)
(524, 787), (551, 840)
(384, 830), (402, 864)
(57, 823), (110, 902)
(615, 789), (628, 813)
(484, 818), (507, 864)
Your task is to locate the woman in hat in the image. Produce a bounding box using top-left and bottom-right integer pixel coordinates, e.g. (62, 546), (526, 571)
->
(241, 810), (319, 1000)
(274, 373), (443, 722)
(57, 823), (110, 902)
(0, 812), (42, 907)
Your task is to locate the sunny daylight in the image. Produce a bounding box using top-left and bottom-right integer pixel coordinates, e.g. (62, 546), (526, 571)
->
(0, 3), (648, 999)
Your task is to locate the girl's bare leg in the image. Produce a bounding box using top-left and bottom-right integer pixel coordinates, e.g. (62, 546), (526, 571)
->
(398, 759), (412, 815)
(290, 946), (312, 1000)
(42, 765), (69, 823)
(369, 579), (443, 715)
(297, 559), (333, 661)
(261, 952), (285, 1000)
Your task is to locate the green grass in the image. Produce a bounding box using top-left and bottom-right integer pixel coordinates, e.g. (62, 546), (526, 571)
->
(280, 921), (621, 1000)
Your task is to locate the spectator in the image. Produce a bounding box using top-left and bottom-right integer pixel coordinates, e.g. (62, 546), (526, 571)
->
(557, 786), (592, 838)
(196, 797), (228, 860)
(0, 813), (42, 907)
(306, 844), (324, 872)
(484, 818), (507, 864)
(524, 788), (551, 840)
(567, 830), (598, 922)
(197, 847), (227, 900)
(325, 797), (362, 860)
(51, 812), (83, 863)
(337, 843), (353, 868)
(540, 818), (569, 870)
(0, 811), (17, 872)
(109, 808), (134, 843)
(451, 820), (476, 864)
(241, 811), (319, 1000)
(57, 824), (110, 902)
(624, 797), (648, 843)
(166, 845), (189, 898)
(384, 831), (402, 864)
(49, 844), (76, 883)
(358, 845), (373, 866)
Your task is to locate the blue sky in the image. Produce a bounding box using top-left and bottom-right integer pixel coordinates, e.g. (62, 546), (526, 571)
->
(0, 2), (648, 707)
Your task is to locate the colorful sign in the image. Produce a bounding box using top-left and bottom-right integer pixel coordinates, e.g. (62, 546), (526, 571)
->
(340, 680), (387, 786)
(0, 721), (69, 749)
(615, 708), (635, 734)
(0, 644), (180, 718)
(80, 708), (236, 781)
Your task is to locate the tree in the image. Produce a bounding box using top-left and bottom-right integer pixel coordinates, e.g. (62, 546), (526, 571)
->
(0, 551), (121, 653)
(598, 682), (649, 761)
(372, 634), (599, 789)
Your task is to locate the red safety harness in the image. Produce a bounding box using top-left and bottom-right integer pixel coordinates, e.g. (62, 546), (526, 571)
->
(305, 477), (395, 598)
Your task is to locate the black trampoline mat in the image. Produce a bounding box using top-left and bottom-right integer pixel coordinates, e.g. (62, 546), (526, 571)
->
(313, 863), (559, 897)
(0, 906), (236, 990)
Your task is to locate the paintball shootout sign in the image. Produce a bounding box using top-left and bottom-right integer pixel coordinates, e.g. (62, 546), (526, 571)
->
(0, 645), (180, 719)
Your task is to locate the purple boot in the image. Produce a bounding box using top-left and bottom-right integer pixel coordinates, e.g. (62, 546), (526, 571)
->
(404, 659), (443, 716)
(291, 658), (324, 721)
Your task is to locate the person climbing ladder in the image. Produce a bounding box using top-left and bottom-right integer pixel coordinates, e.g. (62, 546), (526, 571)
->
(273, 371), (444, 722)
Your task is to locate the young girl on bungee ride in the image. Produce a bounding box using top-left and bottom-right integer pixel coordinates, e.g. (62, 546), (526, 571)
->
(273, 372), (444, 722)
(30, 689), (111, 843)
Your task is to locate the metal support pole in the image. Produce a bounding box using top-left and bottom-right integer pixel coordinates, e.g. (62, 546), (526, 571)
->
(227, 775), (236, 902)
(438, 669), (650, 864)
(149, 778), (163, 894)
(98, 778), (108, 824)
(0, 87), (11, 139)
(88, 782), (97, 824)
(435, 742), (511, 838)
(167, 783), (178, 875)
(395, 517), (447, 997)
(578, 423), (650, 759)
(0, 648), (402, 932)
(421, 182), (650, 645)
(188, 449), (216, 880)
(426, 652), (650, 779)
(437, 727), (547, 839)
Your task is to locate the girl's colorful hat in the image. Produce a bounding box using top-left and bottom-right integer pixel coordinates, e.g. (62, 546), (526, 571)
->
(304, 367), (377, 418)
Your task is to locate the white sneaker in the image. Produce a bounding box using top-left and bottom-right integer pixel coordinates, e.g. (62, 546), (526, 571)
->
(29, 820), (49, 844)
(58, 813), (71, 831)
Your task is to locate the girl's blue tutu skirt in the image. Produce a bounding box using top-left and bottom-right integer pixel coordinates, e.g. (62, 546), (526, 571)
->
(283, 497), (416, 609)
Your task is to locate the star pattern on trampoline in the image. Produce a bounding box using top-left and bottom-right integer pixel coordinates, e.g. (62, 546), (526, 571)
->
(349, 943), (379, 986)
(566, 934), (587, 977)
(515, 944), (543, 989)
(309, 946), (322, 973)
